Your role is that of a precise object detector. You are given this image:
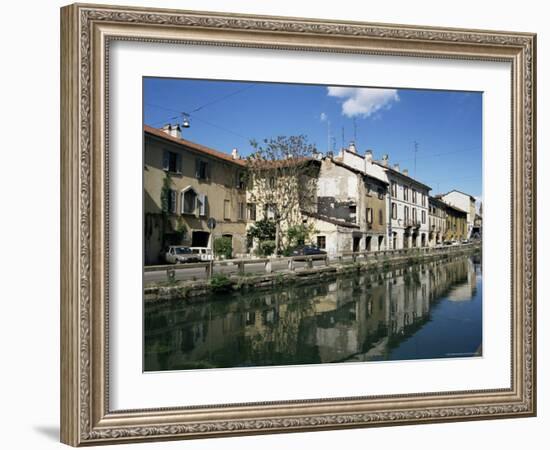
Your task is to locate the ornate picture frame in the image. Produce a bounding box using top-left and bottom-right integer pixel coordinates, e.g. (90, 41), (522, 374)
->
(60, 3), (536, 446)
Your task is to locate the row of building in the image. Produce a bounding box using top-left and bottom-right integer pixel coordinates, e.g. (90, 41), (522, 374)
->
(144, 124), (481, 264)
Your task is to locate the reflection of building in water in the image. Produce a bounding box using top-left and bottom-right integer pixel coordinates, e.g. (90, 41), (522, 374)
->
(447, 258), (477, 301)
(144, 256), (479, 370)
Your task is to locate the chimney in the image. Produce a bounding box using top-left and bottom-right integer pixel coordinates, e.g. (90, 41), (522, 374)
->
(365, 149), (373, 163)
(381, 154), (389, 167)
(393, 163), (400, 173)
(348, 142), (357, 153)
(231, 148), (240, 160)
(402, 169), (409, 176)
(162, 124), (182, 139)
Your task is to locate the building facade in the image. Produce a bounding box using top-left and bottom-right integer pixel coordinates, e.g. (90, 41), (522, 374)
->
(428, 197), (447, 246)
(440, 190), (476, 238)
(144, 125), (247, 264)
(306, 154), (388, 256)
(443, 203), (468, 242)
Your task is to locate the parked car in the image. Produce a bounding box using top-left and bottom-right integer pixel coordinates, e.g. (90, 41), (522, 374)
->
(164, 246), (201, 264)
(190, 247), (214, 261)
(290, 245), (327, 259)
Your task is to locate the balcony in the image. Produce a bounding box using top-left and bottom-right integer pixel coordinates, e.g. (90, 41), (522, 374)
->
(404, 218), (421, 229)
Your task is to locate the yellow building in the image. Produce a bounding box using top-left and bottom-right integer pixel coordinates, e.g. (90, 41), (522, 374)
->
(144, 125), (248, 264)
(443, 203), (468, 242)
(428, 196), (447, 246)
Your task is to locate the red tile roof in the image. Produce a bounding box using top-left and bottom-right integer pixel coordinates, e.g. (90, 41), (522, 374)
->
(144, 125), (247, 166)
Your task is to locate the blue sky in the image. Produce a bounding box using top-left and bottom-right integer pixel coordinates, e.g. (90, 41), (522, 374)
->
(143, 78), (482, 199)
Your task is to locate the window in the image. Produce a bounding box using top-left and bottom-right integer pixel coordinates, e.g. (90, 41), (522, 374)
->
(182, 189), (197, 214)
(265, 204), (276, 220)
(404, 186), (409, 201)
(236, 171), (246, 189)
(197, 193), (207, 216)
(412, 189), (417, 203)
(195, 159), (209, 180)
(422, 210), (426, 224)
(404, 205), (409, 222)
(247, 203), (256, 221)
(412, 208), (417, 223)
(268, 177), (276, 189)
(421, 194), (426, 207)
(391, 182), (397, 197)
(224, 200), (231, 220)
(162, 150), (181, 173)
(391, 202), (397, 220)
(366, 208), (373, 224)
(317, 236), (326, 249)
(378, 188), (384, 200)
(237, 202), (246, 220)
(379, 209), (383, 225)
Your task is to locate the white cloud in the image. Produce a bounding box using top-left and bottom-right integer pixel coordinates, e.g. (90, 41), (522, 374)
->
(327, 87), (399, 118)
(320, 112), (328, 122)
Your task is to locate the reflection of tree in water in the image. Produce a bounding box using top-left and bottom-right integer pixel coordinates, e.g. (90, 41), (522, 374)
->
(244, 288), (319, 365)
(144, 254), (480, 370)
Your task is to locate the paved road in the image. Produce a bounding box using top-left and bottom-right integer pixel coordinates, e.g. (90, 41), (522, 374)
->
(144, 259), (332, 283)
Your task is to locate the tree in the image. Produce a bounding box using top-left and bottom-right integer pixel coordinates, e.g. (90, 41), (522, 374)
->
(246, 136), (319, 255)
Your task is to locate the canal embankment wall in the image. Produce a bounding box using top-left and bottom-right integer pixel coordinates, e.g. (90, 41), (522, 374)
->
(144, 244), (481, 303)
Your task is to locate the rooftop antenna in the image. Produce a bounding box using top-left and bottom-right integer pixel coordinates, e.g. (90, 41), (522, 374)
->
(413, 141), (419, 178)
(327, 120), (331, 153)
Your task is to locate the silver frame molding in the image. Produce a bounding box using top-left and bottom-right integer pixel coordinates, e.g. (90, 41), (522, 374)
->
(60, 3), (536, 446)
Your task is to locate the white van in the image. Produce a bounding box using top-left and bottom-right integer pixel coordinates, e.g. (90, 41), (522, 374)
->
(190, 247), (214, 261)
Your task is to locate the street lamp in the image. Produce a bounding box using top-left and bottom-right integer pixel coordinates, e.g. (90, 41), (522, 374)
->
(181, 113), (190, 128)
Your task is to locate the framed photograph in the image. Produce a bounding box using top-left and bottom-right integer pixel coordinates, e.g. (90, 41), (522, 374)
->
(60, 3), (536, 446)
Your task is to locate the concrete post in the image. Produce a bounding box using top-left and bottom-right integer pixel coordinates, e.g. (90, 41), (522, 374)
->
(288, 259), (295, 271)
(265, 260), (272, 273)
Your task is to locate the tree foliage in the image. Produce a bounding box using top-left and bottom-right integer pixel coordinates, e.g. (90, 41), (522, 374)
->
(247, 218), (276, 241)
(246, 135), (319, 254)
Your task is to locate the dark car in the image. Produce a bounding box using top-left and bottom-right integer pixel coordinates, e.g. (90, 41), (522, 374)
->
(290, 245), (327, 258)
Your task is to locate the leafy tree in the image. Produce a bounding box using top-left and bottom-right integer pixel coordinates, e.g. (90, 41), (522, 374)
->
(247, 218), (276, 242)
(286, 223), (316, 249)
(246, 135), (319, 255)
(214, 236), (233, 259)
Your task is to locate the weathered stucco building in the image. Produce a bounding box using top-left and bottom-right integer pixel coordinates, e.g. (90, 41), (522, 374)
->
(442, 202), (468, 242)
(440, 190), (476, 238)
(144, 125), (248, 264)
(428, 196), (447, 246)
(305, 154), (388, 256)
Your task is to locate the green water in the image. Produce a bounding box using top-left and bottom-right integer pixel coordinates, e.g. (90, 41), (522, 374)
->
(144, 254), (482, 371)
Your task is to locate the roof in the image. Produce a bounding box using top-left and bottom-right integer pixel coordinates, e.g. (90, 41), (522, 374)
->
(444, 203), (468, 215)
(373, 161), (431, 190)
(442, 189), (476, 202)
(144, 125), (247, 166)
(429, 196), (447, 207)
(302, 210), (360, 229)
(329, 158), (389, 185)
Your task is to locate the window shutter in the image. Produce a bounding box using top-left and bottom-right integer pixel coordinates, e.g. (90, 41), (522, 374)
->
(206, 163), (211, 180)
(195, 159), (200, 178)
(198, 193), (206, 216)
(176, 154), (182, 174)
(162, 150), (170, 171)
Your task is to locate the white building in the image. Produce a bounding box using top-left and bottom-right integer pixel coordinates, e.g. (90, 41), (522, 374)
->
(335, 144), (431, 250)
(304, 155), (388, 256)
(440, 190), (477, 238)
(375, 157), (430, 249)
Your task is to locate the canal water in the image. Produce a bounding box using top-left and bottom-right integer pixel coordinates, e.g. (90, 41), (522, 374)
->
(144, 254), (482, 371)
